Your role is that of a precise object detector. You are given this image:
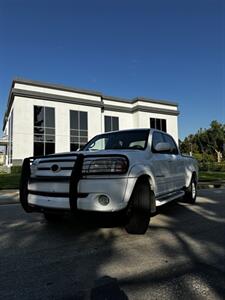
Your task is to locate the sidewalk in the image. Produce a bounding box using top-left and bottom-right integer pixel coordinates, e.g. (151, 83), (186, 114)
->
(0, 190), (19, 205)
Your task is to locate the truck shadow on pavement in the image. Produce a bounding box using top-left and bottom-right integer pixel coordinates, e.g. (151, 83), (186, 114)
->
(120, 189), (225, 299)
(0, 189), (225, 299)
(0, 205), (129, 299)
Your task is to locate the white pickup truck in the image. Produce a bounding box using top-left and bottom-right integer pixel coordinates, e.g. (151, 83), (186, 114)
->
(20, 129), (198, 234)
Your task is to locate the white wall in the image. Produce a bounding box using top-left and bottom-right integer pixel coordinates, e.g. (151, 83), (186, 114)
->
(134, 100), (178, 111)
(134, 111), (178, 143)
(14, 83), (102, 102)
(12, 96), (102, 161)
(53, 100), (101, 152)
(102, 110), (133, 131)
(13, 96), (34, 160)
(103, 99), (132, 108)
(5, 83), (179, 163)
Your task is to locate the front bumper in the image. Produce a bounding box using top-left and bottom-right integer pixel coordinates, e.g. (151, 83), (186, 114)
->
(20, 154), (129, 213)
(27, 178), (128, 212)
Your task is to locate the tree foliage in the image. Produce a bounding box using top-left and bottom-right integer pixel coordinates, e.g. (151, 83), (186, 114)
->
(180, 121), (225, 162)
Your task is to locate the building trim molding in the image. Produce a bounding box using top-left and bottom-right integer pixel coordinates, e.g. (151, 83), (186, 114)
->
(3, 78), (179, 130)
(13, 78), (103, 97)
(104, 104), (179, 116)
(13, 78), (178, 107)
(131, 97), (178, 106)
(132, 105), (180, 116)
(103, 105), (131, 113)
(13, 88), (103, 108)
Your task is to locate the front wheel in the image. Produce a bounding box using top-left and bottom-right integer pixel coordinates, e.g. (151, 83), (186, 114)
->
(183, 176), (197, 204)
(125, 180), (153, 234)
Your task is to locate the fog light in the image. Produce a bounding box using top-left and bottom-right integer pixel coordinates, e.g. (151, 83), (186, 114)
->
(98, 195), (110, 206)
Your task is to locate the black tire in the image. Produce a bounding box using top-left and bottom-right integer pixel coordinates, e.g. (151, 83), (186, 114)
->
(125, 180), (153, 234)
(183, 175), (197, 204)
(44, 212), (64, 222)
(214, 184), (221, 188)
(19, 158), (33, 212)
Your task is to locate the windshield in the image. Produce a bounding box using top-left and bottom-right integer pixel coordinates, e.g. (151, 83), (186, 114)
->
(83, 129), (150, 151)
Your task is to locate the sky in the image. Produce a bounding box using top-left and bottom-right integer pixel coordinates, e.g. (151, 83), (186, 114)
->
(0, 0), (224, 140)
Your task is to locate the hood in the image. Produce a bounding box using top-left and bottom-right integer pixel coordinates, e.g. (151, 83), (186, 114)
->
(45, 148), (145, 157)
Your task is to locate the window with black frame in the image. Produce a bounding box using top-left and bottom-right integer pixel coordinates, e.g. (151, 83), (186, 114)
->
(150, 118), (167, 132)
(104, 116), (119, 132)
(70, 110), (88, 151)
(33, 106), (55, 156)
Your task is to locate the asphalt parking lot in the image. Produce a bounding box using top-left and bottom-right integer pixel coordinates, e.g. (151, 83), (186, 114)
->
(0, 188), (225, 300)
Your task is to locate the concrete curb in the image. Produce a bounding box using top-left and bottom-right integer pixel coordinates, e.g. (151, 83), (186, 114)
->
(0, 190), (19, 205)
(198, 181), (225, 190)
(0, 189), (18, 195)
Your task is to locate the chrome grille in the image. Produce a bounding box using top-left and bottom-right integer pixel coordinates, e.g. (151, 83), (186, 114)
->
(31, 156), (77, 178)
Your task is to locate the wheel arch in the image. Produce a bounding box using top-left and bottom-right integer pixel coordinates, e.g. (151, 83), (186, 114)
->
(186, 170), (198, 188)
(192, 171), (197, 180)
(124, 172), (156, 214)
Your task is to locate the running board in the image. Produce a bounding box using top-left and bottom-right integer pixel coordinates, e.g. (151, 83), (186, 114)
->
(156, 190), (185, 206)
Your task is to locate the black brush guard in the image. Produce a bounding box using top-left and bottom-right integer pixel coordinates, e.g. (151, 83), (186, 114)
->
(19, 153), (84, 213)
(19, 153), (129, 213)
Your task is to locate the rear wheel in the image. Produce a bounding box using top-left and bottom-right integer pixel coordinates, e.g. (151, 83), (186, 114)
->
(125, 179), (153, 234)
(183, 175), (197, 204)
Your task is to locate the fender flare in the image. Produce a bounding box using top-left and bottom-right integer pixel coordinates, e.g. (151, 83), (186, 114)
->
(124, 164), (156, 213)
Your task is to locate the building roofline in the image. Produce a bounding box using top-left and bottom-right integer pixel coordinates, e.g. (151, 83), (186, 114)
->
(102, 95), (178, 107)
(102, 94), (132, 103)
(132, 97), (178, 107)
(12, 78), (179, 106)
(3, 78), (179, 130)
(12, 77), (103, 97)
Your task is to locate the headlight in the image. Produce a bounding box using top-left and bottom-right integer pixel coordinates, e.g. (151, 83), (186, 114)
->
(32, 159), (40, 166)
(83, 157), (129, 174)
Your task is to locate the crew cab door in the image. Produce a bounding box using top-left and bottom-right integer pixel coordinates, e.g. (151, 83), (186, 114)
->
(150, 131), (171, 196)
(162, 133), (186, 192)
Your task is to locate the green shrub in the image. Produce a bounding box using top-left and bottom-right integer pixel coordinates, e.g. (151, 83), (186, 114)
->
(11, 166), (22, 174)
(193, 152), (215, 163)
(199, 162), (225, 172)
(0, 166), (10, 174)
(0, 173), (20, 189)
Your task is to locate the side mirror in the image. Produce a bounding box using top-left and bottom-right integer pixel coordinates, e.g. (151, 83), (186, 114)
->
(154, 142), (171, 153)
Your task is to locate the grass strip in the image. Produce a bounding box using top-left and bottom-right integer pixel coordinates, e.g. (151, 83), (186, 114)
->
(0, 173), (20, 189)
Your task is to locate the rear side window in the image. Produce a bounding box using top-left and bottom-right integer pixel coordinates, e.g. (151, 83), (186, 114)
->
(163, 134), (179, 155)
